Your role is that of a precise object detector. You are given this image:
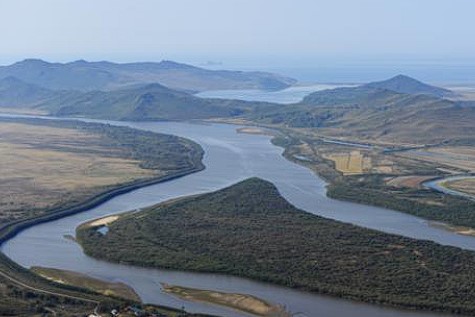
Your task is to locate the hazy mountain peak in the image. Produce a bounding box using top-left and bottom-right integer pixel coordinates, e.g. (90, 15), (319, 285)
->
(365, 74), (453, 98)
(392, 74), (417, 80)
(13, 58), (51, 67)
(157, 60), (196, 70)
(70, 59), (89, 65)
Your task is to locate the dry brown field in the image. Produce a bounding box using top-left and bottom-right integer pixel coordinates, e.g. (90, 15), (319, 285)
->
(444, 178), (475, 196)
(399, 146), (475, 172)
(0, 122), (154, 224)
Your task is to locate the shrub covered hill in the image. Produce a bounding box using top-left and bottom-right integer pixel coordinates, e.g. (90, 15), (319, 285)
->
(78, 177), (475, 316)
(249, 75), (475, 144)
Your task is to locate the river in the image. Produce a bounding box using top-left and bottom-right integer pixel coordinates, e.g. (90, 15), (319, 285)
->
(1, 114), (474, 316)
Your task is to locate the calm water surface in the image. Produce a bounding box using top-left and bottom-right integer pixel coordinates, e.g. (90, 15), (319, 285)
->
(195, 84), (353, 104)
(1, 114), (472, 317)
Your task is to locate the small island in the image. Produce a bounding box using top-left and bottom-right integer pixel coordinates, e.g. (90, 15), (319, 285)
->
(77, 178), (475, 315)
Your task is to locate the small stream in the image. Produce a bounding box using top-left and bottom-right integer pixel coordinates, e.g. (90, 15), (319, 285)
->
(424, 175), (475, 201)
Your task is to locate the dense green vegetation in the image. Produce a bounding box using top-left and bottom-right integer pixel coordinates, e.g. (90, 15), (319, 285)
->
(327, 175), (475, 228)
(0, 274), (96, 316)
(78, 178), (475, 315)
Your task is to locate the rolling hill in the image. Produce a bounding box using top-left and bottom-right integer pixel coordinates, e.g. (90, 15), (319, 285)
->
(0, 59), (296, 92)
(249, 76), (475, 144)
(364, 74), (454, 98)
(50, 83), (273, 120)
(0, 69), (473, 145)
(0, 76), (57, 107)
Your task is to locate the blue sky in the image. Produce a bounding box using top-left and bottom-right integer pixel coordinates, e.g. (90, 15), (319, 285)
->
(0, 0), (474, 67)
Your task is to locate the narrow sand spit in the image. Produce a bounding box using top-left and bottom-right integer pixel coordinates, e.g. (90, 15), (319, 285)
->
(88, 215), (119, 227)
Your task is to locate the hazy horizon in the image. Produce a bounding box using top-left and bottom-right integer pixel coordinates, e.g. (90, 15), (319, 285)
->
(1, 0), (474, 83)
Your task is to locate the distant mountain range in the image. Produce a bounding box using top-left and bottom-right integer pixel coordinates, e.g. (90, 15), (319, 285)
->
(0, 66), (473, 144)
(0, 59), (296, 92)
(0, 74), (276, 120)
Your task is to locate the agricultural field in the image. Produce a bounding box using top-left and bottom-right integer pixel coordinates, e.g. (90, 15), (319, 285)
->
(273, 130), (475, 229)
(323, 150), (371, 175)
(288, 139), (437, 178)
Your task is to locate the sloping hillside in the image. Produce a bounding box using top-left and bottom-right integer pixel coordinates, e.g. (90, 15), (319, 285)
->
(250, 77), (475, 144)
(364, 75), (454, 98)
(0, 76), (57, 107)
(52, 83), (273, 120)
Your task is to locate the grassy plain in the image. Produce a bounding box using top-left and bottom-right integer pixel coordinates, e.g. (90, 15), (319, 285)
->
(0, 118), (204, 225)
(398, 146), (475, 172)
(0, 122), (154, 224)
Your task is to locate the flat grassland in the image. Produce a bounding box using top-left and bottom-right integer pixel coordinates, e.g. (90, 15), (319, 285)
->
(398, 146), (475, 172)
(385, 175), (435, 189)
(0, 122), (152, 224)
(0, 118), (204, 225)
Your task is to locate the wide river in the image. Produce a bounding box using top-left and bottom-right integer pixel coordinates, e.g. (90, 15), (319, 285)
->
(2, 112), (475, 316)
